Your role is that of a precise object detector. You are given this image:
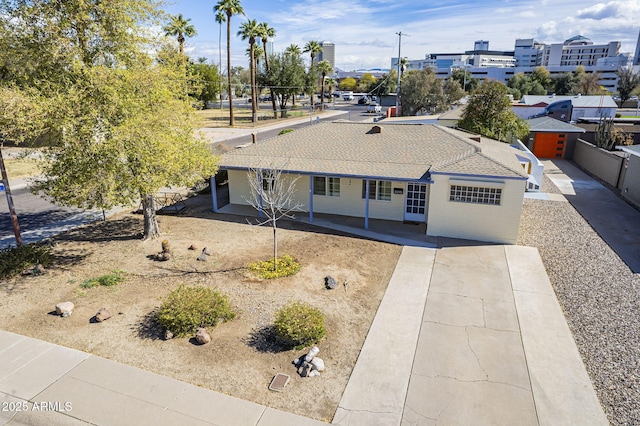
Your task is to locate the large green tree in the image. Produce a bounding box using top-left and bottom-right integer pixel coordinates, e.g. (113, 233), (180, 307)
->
(261, 52), (306, 117)
(616, 66), (640, 104)
(507, 73), (546, 100)
(400, 68), (463, 116)
(0, 0), (218, 240)
(163, 14), (197, 56)
(458, 80), (529, 142)
(214, 0), (245, 126)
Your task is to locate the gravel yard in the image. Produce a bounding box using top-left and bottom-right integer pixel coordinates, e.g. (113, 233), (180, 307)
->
(518, 174), (640, 426)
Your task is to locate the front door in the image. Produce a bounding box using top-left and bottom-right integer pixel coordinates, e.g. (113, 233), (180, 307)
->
(404, 182), (427, 222)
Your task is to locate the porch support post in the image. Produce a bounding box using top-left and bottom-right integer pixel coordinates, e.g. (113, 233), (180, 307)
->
(211, 176), (218, 212)
(309, 175), (314, 223)
(364, 179), (370, 229)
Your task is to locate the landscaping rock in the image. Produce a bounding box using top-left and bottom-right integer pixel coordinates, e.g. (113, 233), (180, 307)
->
(188, 244), (198, 251)
(164, 330), (174, 340)
(196, 252), (207, 261)
(55, 301), (74, 317)
(304, 346), (320, 362)
(310, 357), (325, 372)
(324, 275), (337, 290)
(202, 247), (212, 256)
(297, 362), (312, 377)
(155, 252), (171, 262)
(195, 327), (211, 344)
(94, 308), (112, 322)
(308, 370), (321, 377)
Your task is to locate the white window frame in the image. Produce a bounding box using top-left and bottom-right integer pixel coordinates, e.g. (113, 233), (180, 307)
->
(449, 185), (502, 205)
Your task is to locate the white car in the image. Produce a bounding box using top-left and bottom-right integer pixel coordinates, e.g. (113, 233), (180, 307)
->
(366, 103), (382, 113)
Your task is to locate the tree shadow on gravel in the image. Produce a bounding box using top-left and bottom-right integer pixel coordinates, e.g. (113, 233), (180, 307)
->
(244, 325), (290, 353)
(134, 310), (164, 341)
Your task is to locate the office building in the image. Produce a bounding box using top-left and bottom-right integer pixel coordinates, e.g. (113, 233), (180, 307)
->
(319, 41), (335, 69)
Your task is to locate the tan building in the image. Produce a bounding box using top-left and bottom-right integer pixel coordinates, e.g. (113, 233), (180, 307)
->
(214, 122), (530, 244)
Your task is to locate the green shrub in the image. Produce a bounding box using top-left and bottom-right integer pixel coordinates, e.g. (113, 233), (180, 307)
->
(247, 255), (300, 279)
(274, 301), (326, 349)
(156, 285), (235, 337)
(0, 243), (52, 279)
(80, 270), (126, 289)
(278, 129), (294, 135)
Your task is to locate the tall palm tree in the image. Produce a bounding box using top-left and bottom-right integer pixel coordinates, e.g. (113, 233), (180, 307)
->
(238, 19), (260, 123)
(258, 22), (277, 119)
(285, 44), (301, 57)
(214, 11), (226, 107)
(214, 0), (245, 126)
(317, 60), (333, 111)
(163, 14), (197, 56)
(304, 40), (322, 107)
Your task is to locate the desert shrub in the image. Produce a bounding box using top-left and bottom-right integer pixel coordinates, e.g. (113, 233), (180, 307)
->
(247, 255), (300, 279)
(278, 129), (294, 135)
(80, 270), (126, 288)
(156, 285), (235, 337)
(274, 301), (326, 349)
(0, 243), (52, 279)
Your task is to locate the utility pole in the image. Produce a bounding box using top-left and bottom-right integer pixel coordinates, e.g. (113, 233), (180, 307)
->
(395, 32), (402, 116)
(0, 146), (22, 246)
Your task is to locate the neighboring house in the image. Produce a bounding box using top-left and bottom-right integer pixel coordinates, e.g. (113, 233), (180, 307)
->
(214, 122), (530, 244)
(524, 116), (586, 159)
(616, 145), (640, 209)
(511, 139), (544, 192)
(513, 94), (617, 122)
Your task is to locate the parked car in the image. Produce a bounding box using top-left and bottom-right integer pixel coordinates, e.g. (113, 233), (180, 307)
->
(358, 96), (368, 105)
(367, 103), (382, 113)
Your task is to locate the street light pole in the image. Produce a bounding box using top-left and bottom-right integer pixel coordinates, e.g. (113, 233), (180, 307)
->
(395, 32), (402, 117)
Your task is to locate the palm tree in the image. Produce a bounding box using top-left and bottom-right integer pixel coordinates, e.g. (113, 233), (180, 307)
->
(304, 40), (322, 107)
(285, 44), (301, 57)
(163, 14), (197, 56)
(258, 22), (277, 119)
(325, 77), (336, 100)
(400, 57), (408, 79)
(214, 0), (245, 126)
(214, 11), (226, 106)
(317, 60), (333, 111)
(238, 19), (260, 123)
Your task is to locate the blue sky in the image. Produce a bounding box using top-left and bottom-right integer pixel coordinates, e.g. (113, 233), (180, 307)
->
(163, 0), (640, 71)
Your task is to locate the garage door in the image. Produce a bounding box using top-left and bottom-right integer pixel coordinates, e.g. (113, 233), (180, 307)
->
(533, 133), (566, 159)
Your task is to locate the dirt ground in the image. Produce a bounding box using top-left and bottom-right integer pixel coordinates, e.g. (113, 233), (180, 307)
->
(0, 195), (401, 422)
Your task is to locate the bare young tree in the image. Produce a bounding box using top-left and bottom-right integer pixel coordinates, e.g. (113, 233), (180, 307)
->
(245, 165), (303, 271)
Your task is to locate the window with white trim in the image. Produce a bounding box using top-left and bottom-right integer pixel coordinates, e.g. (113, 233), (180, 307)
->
(449, 185), (502, 205)
(313, 176), (340, 196)
(362, 180), (392, 201)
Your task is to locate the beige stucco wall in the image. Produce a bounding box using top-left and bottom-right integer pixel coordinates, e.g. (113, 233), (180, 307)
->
(572, 139), (624, 187)
(621, 156), (640, 209)
(426, 175), (526, 244)
(227, 170), (406, 221)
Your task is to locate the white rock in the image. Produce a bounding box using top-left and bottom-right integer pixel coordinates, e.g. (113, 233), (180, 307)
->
(310, 357), (325, 372)
(304, 346), (319, 362)
(55, 301), (74, 317)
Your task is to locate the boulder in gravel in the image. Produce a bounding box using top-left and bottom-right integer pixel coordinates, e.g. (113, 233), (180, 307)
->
(55, 301), (74, 317)
(195, 327), (211, 344)
(304, 346), (319, 362)
(95, 308), (112, 322)
(324, 276), (337, 290)
(164, 330), (174, 340)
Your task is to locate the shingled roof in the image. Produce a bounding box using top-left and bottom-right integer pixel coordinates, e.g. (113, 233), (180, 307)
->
(220, 122), (528, 181)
